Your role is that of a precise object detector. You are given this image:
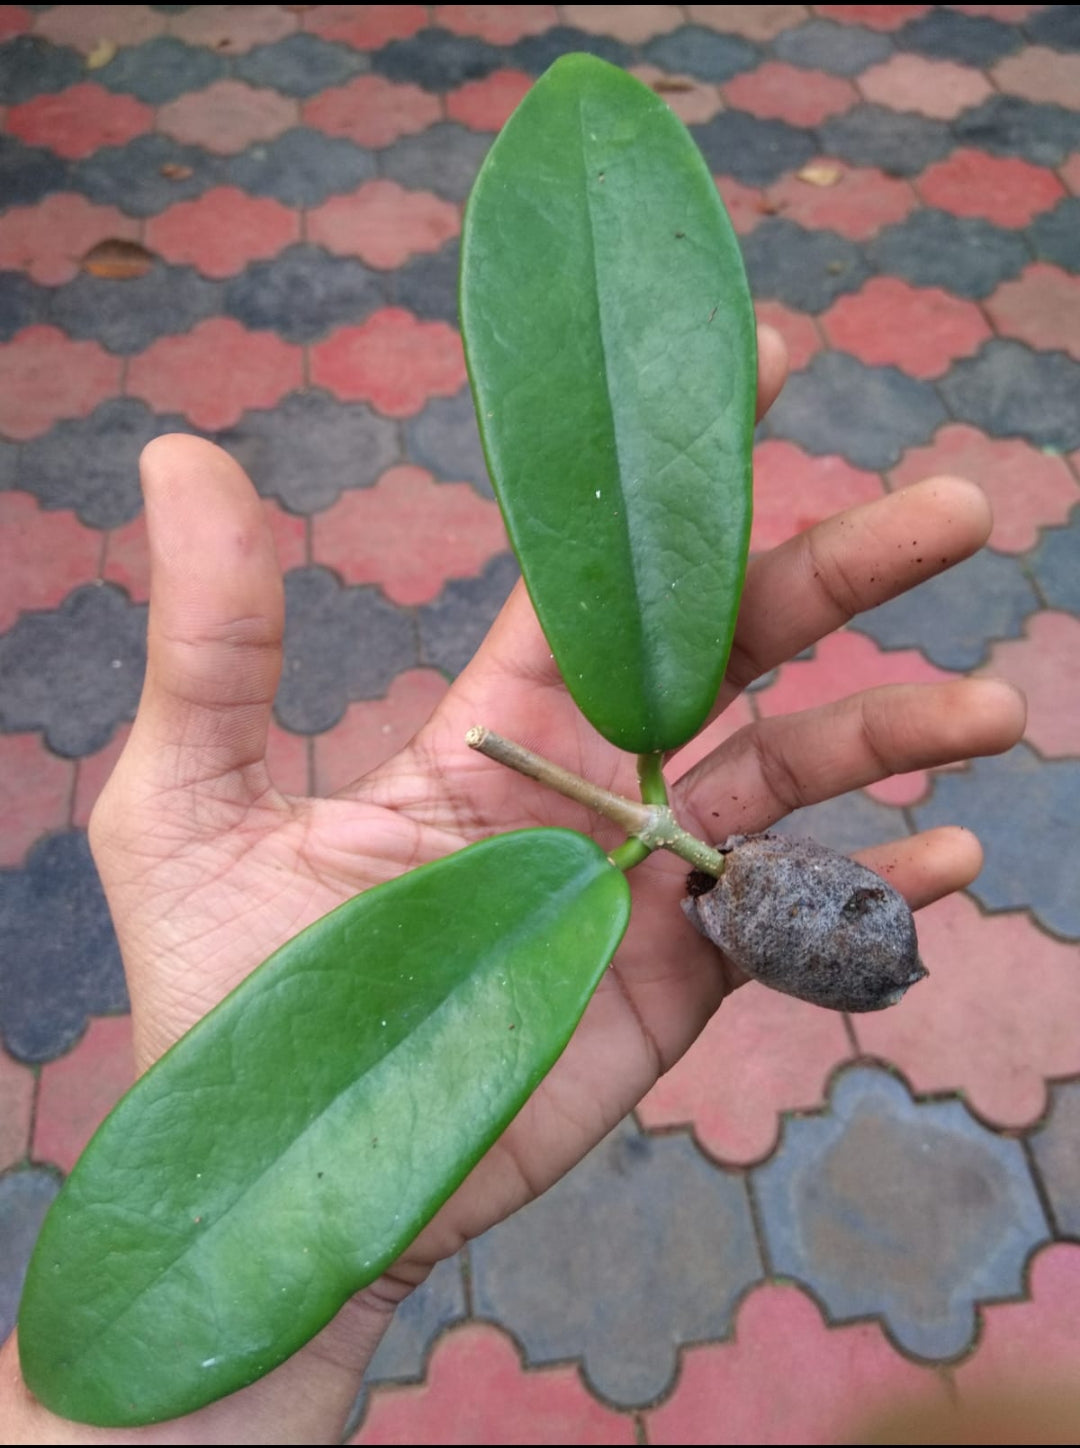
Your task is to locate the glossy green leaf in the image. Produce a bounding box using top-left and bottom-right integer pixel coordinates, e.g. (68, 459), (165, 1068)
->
(18, 829), (630, 1427)
(461, 55), (756, 754)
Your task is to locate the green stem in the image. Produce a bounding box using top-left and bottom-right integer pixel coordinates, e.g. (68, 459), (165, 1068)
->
(465, 727), (727, 877)
(637, 751), (668, 807)
(608, 837), (652, 872)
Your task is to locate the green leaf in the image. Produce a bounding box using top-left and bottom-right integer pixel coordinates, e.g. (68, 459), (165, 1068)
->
(460, 54), (756, 754)
(18, 829), (630, 1427)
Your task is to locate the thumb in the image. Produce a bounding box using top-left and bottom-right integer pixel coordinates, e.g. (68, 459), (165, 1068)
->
(127, 434), (285, 795)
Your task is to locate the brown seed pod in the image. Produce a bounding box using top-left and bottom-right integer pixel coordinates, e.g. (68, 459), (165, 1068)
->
(682, 833), (926, 1012)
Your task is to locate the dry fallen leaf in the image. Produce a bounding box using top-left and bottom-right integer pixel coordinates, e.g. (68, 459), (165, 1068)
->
(796, 162), (844, 187)
(160, 162), (194, 180)
(86, 38), (117, 70)
(650, 78), (696, 94)
(80, 238), (157, 280)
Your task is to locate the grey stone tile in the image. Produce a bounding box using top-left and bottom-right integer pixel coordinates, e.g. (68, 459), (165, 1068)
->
(418, 552), (518, 678)
(1029, 505), (1080, 614)
(764, 351), (947, 469)
(0, 35), (82, 104)
(405, 387), (492, 497)
(868, 210), (1030, 300)
(93, 36), (228, 104)
(0, 832), (127, 1063)
(774, 20), (893, 76)
(378, 124), (491, 204)
(754, 1065), (1049, 1359)
(645, 27), (758, 83)
(471, 1115), (764, 1407)
(0, 585), (147, 757)
(820, 106), (952, 176)
(226, 129), (375, 208)
(371, 29), (502, 91)
(848, 547), (1040, 672)
(0, 1169), (60, 1339)
(952, 96), (1080, 169)
(939, 340), (1080, 454)
(223, 245), (384, 343)
(218, 390), (400, 514)
(49, 265), (223, 354)
(234, 33), (365, 97)
(73, 134), (228, 216)
(691, 112), (817, 187)
(1028, 1080), (1080, 1237)
(740, 219), (871, 312)
(277, 567), (417, 733)
(913, 745), (1080, 940)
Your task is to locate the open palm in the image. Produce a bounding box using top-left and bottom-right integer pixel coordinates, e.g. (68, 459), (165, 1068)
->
(51, 328), (1022, 1443)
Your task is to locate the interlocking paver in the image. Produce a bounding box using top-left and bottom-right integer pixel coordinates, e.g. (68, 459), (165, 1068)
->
(821, 276), (990, 376)
(1028, 505), (1080, 613)
(850, 546), (1040, 670)
(867, 208), (1029, 298)
(225, 128), (376, 207)
(168, 3), (298, 55)
(0, 324), (122, 441)
(418, 552), (519, 678)
(644, 25), (759, 82)
(14, 397), (189, 528)
(741, 219), (871, 311)
(372, 28), (503, 91)
(277, 567), (417, 734)
(0, 35), (82, 106)
(0, 1170), (60, 1340)
(73, 132), (229, 215)
(126, 317), (303, 431)
(312, 465), (506, 605)
(0, 491), (100, 630)
(223, 244), (384, 343)
(952, 94), (1080, 168)
(854, 891), (1080, 1130)
(0, 1045), (33, 1171)
(0, 192), (140, 285)
(217, 389), (399, 514)
(764, 161), (916, 240)
(0, 732), (72, 869)
(774, 18), (892, 75)
(92, 36), (228, 104)
(754, 1065), (1049, 1359)
(0, 270), (43, 341)
(3, 9), (1080, 1436)
(1028, 1089), (1080, 1238)
(750, 440), (881, 552)
(33, 3), (165, 54)
(233, 33), (366, 97)
(939, 340), (1080, 453)
(763, 350), (946, 468)
(895, 7), (1022, 65)
(638, 981), (852, 1166)
(0, 582), (146, 757)
(857, 51), (992, 120)
(5, 83), (153, 160)
(32, 1013), (133, 1173)
(913, 744), (1080, 939)
(302, 4), (427, 52)
(1030, 196), (1080, 273)
(313, 670), (450, 797)
(378, 122), (491, 202)
(157, 80), (299, 155)
(565, 4), (681, 45)
(646, 1281), (949, 1446)
(446, 67), (536, 130)
(722, 59), (857, 126)
(0, 830), (127, 1062)
(819, 104), (952, 174)
(471, 1116), (764, 1406)
(302, 74), (440, 148)
(436, 6), (558, 47)
(50, 262), (223, 354)
(308, 181), (459, 272)
(390, 239), (458, 324)
(406, 386), (493, 496)
(888, 425), (1080, 554)
(145, 188), (300, 278)
(692, 112), (817, 186)
(310, 309), (466, 417)
(355, 1322), (637, 1445)
(986, 261), (1080, 359)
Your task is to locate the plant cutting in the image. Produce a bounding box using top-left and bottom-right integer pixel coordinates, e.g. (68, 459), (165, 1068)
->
(17, 54), (927, 1428)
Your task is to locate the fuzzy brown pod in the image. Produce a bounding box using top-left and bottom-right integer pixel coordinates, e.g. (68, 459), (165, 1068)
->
(682, 833), (926, 1012)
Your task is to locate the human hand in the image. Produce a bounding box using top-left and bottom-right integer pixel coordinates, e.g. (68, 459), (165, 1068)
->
(3, 326), (1024, 1443)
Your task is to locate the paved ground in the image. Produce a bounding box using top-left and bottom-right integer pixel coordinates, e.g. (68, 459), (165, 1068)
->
(1, 4), (1078, 1443)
